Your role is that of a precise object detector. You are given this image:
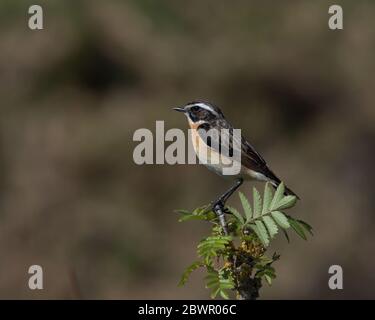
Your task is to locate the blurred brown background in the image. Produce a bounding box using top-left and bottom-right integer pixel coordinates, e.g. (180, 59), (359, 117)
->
(0, 0), (374, 299)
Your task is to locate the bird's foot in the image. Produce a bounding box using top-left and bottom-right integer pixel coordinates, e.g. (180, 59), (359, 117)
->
(223, 207), (232, 214)
(212, 199), (233, 215)
(212, 198), (225, 212)
(211, 199), (229, 235)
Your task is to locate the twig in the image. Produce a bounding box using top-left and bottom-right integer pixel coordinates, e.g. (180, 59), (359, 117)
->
(213, 204), (261, 300)
(213, 204), (229, 235)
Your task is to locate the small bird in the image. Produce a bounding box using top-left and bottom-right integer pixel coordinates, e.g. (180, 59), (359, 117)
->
(174, 101), (299, 210)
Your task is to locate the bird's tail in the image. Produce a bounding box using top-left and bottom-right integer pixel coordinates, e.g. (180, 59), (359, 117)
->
(261, 166), (300, 200)
(270, 180), (300, 200)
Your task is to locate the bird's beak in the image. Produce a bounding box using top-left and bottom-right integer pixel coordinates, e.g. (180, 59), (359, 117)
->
(173, 107), (186, 113)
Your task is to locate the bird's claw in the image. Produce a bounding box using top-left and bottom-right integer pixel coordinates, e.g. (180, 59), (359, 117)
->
(223, 207), (232, 214)
(212, 200), (232, 214)
(212, 199), (225, 212)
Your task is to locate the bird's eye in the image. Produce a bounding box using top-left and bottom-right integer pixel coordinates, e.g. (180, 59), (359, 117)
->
(191, 105), (200, 112)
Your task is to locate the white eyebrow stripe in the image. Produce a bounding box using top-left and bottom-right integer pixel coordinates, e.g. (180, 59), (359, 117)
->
(188, 102), (219, 116)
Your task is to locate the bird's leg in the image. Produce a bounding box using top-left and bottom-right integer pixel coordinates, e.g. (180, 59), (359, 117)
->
(212, 178), (243, 235)
(213, 178), (243, 208)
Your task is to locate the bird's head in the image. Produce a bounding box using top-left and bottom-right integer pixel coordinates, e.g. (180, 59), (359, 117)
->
(173, 101), (224, 126)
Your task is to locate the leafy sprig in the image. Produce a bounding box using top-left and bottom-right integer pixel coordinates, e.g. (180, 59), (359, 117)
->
(176, 182), (312, 299)
(227, 182), (312, 247)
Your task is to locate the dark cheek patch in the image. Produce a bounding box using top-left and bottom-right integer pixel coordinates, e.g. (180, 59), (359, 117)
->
(189, 111), (198, 122)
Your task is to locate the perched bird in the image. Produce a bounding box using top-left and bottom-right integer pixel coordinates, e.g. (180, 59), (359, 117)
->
(174, 101), (299, 210)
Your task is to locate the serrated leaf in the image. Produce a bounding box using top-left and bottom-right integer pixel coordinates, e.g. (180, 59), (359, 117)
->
(297, 220), (314, 236)
(253, 188), (262, 218)
(239, 192), (252, 222)
(262, 216), (278, 238)
(197, 236), (232, 264)
(281, 229), (290, 242)
(271, 211), (290, 229)
(289, 218), (307, 240)
(274, 195), (297, 210)
(249, 224), (263, 246)
(178, 261), (203, 286)
(251, 221), (269, 247)
(270, 182), (285, 210)
(226, 206), (244, 225)
(262, 183), (273, 214)
(255, 220), (269, 243)
(205, 270), (234, 300)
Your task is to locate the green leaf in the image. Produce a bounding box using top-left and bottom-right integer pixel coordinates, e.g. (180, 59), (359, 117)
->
(262, 216), (278, 238)
(255, 220), (269, 245)
(175, 209), (192, 215)
(258, 255), (274, 265)
(264, 267), (276, 278)
(297, 220), (314, 236)
(264, 274), (272, 285)
(270, 182), (285, 210)
(193, 204), (211, 215)
(219, 280), (235, 289)
(262, 182), (273, 214)
(204, 269), (234, 300)
(178, 261), (203, 286)
(197, 236), (232, 264)
(289, 218), (307, 240)
(239, 192), (252, 222)
(281, 229), (290, 242)
(177, 205), (216, 222)
(178, 214), (208, 222)
(271, 211), (290, 229)
(255, 263), (276, 285)
(226, 206), (244, 225)
(273, 195), (297, 210)
(253, 188), (262, 218)
(211, 288), (220, 299)
(205, 270), (219, 288)
(220, 290), (230, 299)
(251, 221), (269, 247)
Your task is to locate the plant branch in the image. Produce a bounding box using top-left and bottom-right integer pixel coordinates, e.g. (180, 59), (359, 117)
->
(177, 182), (312, 300)
(213, 203), (261, 300)
(213, 204), (229, 235)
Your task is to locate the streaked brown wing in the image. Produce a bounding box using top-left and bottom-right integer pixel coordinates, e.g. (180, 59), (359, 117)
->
(196, 119), (299, 198)
(240, 136), (282, 183)
(240, 137), (266, 168)
(196, 121), (280, 182)
(196, 122), (259, 165)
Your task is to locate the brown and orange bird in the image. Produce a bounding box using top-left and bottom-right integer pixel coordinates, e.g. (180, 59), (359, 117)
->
(174, 101), (299, 212)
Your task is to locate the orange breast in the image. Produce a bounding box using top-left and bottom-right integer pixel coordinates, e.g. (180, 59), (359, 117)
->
(188, 121), (201, 130)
